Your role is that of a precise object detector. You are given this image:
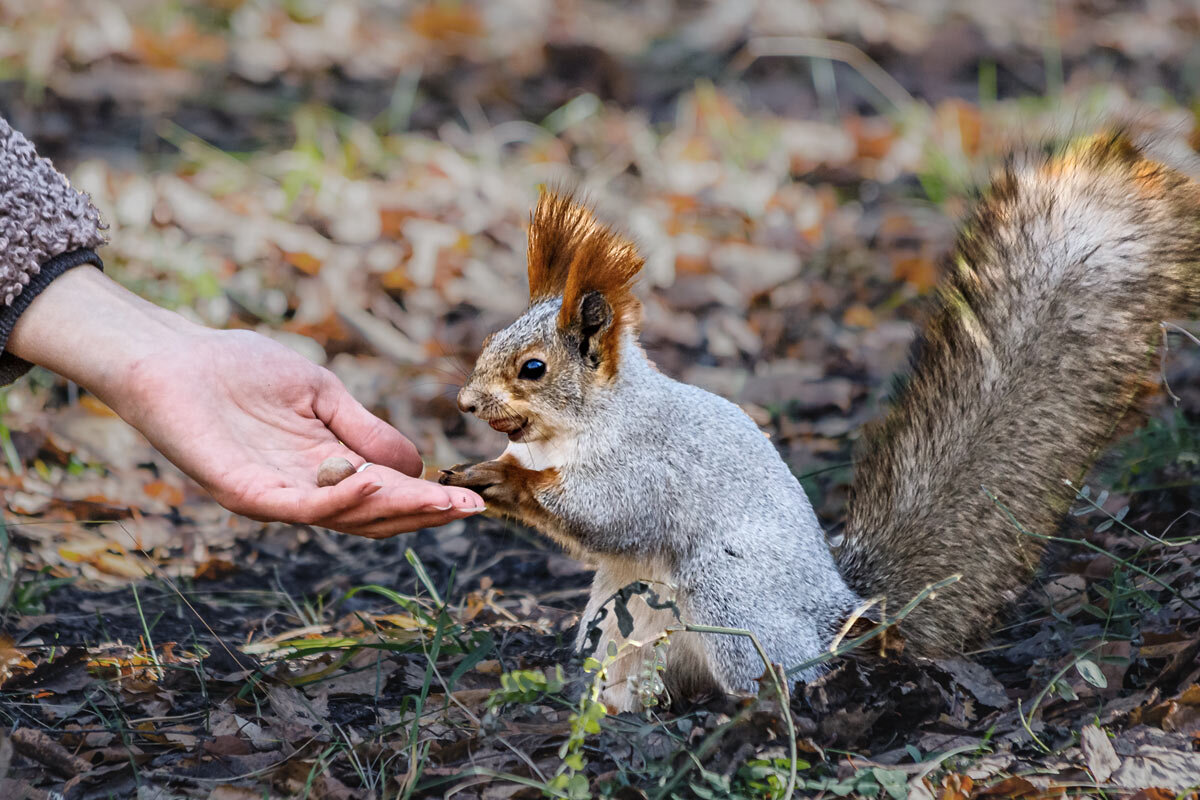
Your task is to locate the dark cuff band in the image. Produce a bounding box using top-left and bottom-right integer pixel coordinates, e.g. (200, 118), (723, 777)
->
(0, 248), (104, 385)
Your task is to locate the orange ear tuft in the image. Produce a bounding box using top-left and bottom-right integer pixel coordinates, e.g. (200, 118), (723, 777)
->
(525, 189), (644, 331)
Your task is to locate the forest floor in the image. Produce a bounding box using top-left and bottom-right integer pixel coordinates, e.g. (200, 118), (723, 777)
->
(1, 2), (1199, 798)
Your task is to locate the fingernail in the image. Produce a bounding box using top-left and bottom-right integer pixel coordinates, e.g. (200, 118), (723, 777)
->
(422, 502), (454, 512)
(360, 482), (383, 497)
(459, 505), (486, 514)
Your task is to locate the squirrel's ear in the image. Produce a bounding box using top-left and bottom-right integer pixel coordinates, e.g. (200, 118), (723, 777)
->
(574, 291), (613, 365)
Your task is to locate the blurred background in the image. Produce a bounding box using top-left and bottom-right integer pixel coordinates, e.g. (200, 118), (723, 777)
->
(2, 2), (1200, 797)
(4, 1), (1199, 521)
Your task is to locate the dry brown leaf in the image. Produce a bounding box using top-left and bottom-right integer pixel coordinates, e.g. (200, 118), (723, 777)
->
(194, 558), (238, 581)
(973, 775), (1037, 797)
(77, 395), (119, 418)
(892, 255), (939, 292)
(408, 5), (484, 42)
(207, 785), (263, 800)
(1113, 744), (1200, 791)
(0, 637), (36, 687)
(1080, 724), (1120, 783)
(1127, 789), (1179, 800)
(937, 773), (972, 800)
(143, 479), (184, 507)
(283, 250), (323, 276)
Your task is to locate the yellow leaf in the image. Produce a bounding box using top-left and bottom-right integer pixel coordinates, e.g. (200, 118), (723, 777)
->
(843, 304), (876, 329)
(92, 552), (150, 579)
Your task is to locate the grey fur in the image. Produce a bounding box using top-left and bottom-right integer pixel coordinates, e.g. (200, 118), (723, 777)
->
(451, 132), (1200, 710)
(839, 134), (1200, 655)
(464, 299), (861, 705)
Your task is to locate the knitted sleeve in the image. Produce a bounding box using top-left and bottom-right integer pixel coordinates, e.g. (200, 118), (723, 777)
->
(0, 116), (108, 384)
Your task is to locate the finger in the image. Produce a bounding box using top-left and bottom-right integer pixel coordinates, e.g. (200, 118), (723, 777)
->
(223, 463), (483, 528)
(230, 474), (379, 524)
(319, 471), (484, 527)
(314, 370), (424, 477)
(228, 468), (411, 525)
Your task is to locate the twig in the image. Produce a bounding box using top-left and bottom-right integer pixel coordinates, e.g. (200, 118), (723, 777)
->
(983, 488), (1200, 614)
(1163, 320), (1200, 347)
(731, 37), (917, 114)
(1160, 320), (1200, 407)
(1065, 479), (1198, 547)
(785, 575), (961, 679)
(10, 727), (93, 778)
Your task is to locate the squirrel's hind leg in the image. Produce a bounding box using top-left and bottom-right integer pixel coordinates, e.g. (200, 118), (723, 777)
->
(577, 563), (726, 713)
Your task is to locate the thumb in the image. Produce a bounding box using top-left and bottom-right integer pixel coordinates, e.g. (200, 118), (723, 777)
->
(314, 371), (425, 477)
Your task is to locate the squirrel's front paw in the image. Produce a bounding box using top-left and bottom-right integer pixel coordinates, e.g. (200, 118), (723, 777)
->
(438, 460), (507, 493)
(438, 458), (557, 527)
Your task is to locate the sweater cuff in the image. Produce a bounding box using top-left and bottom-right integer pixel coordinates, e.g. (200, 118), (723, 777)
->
(0, 249), (104, 385)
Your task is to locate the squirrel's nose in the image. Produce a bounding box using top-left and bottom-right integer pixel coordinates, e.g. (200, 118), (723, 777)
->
(457, 387), (478, 415)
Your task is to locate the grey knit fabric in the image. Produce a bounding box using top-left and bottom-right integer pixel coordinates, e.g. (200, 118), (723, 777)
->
(0, 115), (107, 383)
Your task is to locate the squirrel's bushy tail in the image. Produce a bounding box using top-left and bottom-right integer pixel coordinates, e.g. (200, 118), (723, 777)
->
(837, 133), (1200, 654)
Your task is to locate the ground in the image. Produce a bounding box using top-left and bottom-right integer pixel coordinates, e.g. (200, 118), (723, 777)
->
(1, 2), (1199, 798)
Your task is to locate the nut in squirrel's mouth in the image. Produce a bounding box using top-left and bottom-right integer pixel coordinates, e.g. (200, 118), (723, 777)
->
(488, 416), (531, 442)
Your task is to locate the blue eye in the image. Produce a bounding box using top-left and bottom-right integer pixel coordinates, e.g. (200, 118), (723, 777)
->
(519, 359), (546, 380)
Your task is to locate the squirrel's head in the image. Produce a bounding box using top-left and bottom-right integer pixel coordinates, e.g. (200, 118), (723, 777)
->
(457, 191), (644, 444)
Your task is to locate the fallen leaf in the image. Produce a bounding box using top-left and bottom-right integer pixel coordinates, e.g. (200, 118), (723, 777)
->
(974, 776), (1036, 797)
(1112, 745), (1200, 791)
(1080, 724), (1120, 782)
(194, 558), (238, 581)
(0, 637), (36, 687)
(843, 303), (877, 329)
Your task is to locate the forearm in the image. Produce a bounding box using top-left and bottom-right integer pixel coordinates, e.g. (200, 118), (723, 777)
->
(6, 266), (199, 408)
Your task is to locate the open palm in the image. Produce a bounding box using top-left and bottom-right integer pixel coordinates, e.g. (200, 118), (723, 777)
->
(113, 329), (484, 537)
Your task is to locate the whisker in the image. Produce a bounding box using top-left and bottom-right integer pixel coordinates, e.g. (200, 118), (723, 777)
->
(421, 363), (470, 384)
(426, 336), (474, 380)
(401, 380), (467, 392)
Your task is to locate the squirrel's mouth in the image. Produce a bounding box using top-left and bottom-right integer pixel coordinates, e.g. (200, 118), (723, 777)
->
(488, 416), (531, 442)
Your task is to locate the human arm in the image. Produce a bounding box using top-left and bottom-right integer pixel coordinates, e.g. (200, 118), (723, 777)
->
(0, 115), (482, 535)
(6, 266), (484, 536)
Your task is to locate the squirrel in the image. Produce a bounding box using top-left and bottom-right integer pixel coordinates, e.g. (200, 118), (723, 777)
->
(440, 132), (1200, 713)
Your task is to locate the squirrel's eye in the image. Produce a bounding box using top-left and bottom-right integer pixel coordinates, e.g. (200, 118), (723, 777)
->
(518, 359), (546, 380)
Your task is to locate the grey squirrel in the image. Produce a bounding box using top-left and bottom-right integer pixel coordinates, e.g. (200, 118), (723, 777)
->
(440, 132), (1200, 712)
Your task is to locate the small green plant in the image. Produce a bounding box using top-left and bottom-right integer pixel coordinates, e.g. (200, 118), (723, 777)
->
(1100, 411), (1200, 493)
(485, 665), (568, 714)
(631, 635), (670, 709)
(734, 757), (812, 799)
(7, 567), (73, 615)
(550, 643), (617, 800)
(800, 765), (908, 799)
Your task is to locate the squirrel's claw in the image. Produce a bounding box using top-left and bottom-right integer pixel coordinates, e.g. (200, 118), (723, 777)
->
(438, 461), (502, 491)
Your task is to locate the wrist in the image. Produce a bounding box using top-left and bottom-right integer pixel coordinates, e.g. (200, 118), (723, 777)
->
(6, 267), (204, 406)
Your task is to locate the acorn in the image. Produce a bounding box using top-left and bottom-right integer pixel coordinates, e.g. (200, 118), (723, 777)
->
(317, 456), (357, 487)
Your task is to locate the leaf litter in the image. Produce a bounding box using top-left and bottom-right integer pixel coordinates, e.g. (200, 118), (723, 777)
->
(1, 1), (1199, 797)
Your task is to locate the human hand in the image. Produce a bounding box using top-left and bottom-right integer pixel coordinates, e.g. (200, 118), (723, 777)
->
(116, 328), (485, 536)
(8, 268), (484, 537)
